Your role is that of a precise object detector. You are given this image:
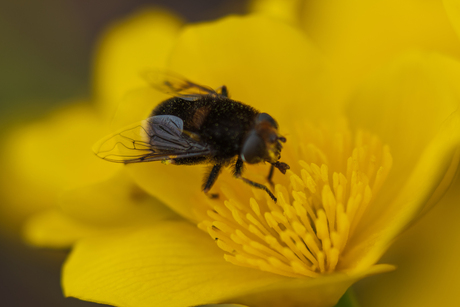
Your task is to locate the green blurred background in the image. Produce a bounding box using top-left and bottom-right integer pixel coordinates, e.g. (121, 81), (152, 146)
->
(0, 1), (245, 306)
(0, 0), (246, 122)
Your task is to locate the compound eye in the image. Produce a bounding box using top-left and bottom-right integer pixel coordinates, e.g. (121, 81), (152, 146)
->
(256, 113), (278, 129)
(241, 132), (266, 164)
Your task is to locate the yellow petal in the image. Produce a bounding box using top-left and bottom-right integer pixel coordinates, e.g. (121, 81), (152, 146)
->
(168, 14), (336, 124)
(347, 52), (460, 184)
(444, 0), (460, 40)
(249, 0), (302, 25)
(94, 8), (183, 116)
(63, 221), (392, 307)
(129, 158), (251, 222)
(345, 112), (460, 271)
(0, 102), (119, 230)
(342, 52), (460, 270)
(23, 169), (180, 248)
(58, 168), (178, 226)
(355, 177), (460, 306)
(127, 162), (205, 221)
(24, 209), (109, 248)
(302, 0), (460, 100)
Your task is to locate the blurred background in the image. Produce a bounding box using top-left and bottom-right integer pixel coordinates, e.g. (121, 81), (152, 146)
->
(0, 1), (246, 306)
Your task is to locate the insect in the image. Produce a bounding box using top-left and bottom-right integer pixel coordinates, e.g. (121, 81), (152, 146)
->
(94, 72), (290, 202)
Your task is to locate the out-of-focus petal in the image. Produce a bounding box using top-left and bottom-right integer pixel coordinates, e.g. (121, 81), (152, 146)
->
(0, 103), (119, 230)
(24, 210), (109, 248)
(302, 0), (460, 100)
(23, 169), (179, 248)
(94, 9), (183, 116)
(249, 0), (302, 25)
(444, 0), (460, 40)
(63, 221), (392, 307)
(355, 177), (460, 306)
(168, 14), (335, 124)
(58, 169), (178, 226)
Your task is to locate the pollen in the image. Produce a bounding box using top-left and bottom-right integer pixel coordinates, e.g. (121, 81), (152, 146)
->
(197, 121), (392, 278)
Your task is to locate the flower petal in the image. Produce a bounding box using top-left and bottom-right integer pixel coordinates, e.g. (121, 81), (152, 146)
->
(347, 52), (460, 183)
(0, 102), (119, 229)
(63, 221), (392, 307)
(342, 52), (460, 270)
(249, 0), (302, 25)
(302, 0), (460, 99)
(23, 170), (180, 248)
(126, 162), (206, 221)
(344, 112), (460, 271)
(24, 209), (107, 248)
(168, 14), (336, 124)
(355, 177), (460, 306)
(58, 169), (179, 227)
(444, 0), (460, 41)
(94, 8), (183, 116)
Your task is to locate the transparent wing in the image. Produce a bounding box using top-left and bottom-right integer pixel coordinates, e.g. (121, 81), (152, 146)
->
(94, 115), (213, 163)
(141, 70), (221, 101)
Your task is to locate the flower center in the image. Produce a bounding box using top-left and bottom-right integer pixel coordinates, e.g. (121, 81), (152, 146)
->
(197, 121), (392, 278)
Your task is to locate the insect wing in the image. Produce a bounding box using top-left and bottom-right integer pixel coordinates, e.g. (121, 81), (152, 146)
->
(94, 115), (212, 163)
(146, 115), (209, 153)
(93, 120), (151, 163)
(142, 70), (220, 101)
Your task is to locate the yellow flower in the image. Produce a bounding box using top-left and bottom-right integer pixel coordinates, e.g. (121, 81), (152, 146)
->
(23, 4), (460, 307)
(253, 0), (460, 305)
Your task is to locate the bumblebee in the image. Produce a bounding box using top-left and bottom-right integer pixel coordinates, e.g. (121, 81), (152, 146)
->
(94, 72), (290, 202)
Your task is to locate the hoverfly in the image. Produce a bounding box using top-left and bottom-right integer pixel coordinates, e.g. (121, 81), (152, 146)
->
(94, 72), (290, 202)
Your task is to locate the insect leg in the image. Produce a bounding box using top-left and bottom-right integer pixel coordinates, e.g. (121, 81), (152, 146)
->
(267, 161), (290, 188)
(233, 157), (244, 177)
(240, 177), (277, 202)
(202, 163), (223, 198)
(272, 161), (290, 174)
(267, 164), (275, 189)
(233, 158), (277, 202)
(216, 85), (229, 98)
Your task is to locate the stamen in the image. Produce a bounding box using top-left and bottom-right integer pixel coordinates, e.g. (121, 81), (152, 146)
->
(197, 122), (392, 278)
